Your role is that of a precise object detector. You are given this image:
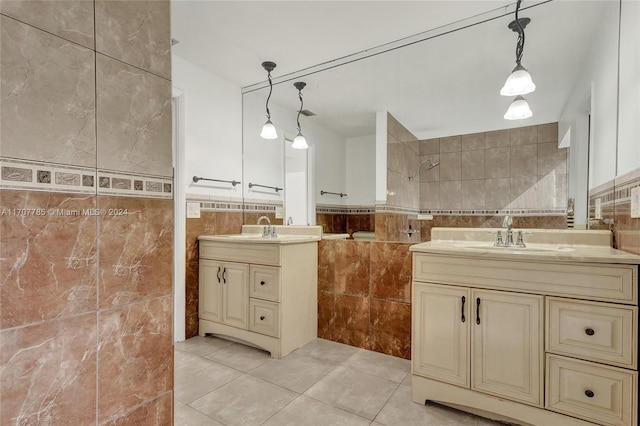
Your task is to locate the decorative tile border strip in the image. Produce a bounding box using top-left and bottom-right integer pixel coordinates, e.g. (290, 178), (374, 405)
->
(613, 169), (640, 204)
(375, 205), (420, 215)
(419, 209), (567, 216)
(0, 158), (172, 198)
(1, 158), (95, 194)
(316, 204), (375, 214)
(95, 170), (172, 199)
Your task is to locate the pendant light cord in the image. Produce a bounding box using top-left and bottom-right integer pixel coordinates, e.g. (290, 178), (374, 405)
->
(265, 71), (273, 120)
(296, 89), (304, 132)
(515, 0), (525, 66)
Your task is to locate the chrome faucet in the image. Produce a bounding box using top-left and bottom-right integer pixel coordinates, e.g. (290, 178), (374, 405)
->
(502, 215), (514, 246)
(257, 215), (275, 238)
(257, 216), (271, 225)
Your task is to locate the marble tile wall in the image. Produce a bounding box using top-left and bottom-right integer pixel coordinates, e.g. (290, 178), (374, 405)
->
(316, 213), (375, 235)
(318, 240), (412, 359)
(386, 113), (420, 209)
(419, 123), (567, 212)
(0, 2), (173, 425)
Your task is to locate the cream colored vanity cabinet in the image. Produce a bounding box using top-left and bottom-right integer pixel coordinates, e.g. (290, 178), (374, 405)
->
(198, 236), (318, 359)
(411, 245), (639, 426)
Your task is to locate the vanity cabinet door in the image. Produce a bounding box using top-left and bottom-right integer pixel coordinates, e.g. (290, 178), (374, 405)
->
(471, 289), (544, 407)
(199, 259), (223, 322)
(220, 262), (250, 329)
(412, 283), (470, 387)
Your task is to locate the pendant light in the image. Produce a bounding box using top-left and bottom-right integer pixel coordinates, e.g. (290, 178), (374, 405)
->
(504, 95), (532, 120)
(260, 61), (278, 139)
(500, 0), (536, 97)
(291, 82), (308, 149)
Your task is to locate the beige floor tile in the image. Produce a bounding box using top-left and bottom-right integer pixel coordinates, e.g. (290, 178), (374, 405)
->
(294, 338), (359, 364)
(174, 350), (242, 404)
(402, 373), (412, 387)
(249, 353), (334, 393)
(175, 335), (234, 357)
(190, 375), (297, 426)
(304, 366), (398, 420)
(342, 349), (411, 383)
(263, 395), (370, 426)
(204, 342), (271, 372)
(175, 404), (224, 426)
(375, 385), (501, 426)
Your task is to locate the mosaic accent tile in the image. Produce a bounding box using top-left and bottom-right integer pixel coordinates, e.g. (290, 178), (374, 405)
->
(112, 178), (131, 190)
(134, 180), (144, 190)
(82, 175), (94, 187)
(55, 172), (81, 186)
(147, 181), (162, 192)
(37, 170), (51, 184)
(163, 183), (171, 193)
(2, 166), (32, 182)
(99, 177), (111, 188)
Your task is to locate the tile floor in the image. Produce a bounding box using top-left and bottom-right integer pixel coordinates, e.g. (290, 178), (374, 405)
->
(174, 337), (505, 426)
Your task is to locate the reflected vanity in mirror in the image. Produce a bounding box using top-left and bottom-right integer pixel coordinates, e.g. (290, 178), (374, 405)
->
(241, 0), (624, 242)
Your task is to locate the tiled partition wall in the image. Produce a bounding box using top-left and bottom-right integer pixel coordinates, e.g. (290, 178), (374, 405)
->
(316, 204), (375, 235)
(0, 2), (173, 424)
(589, 169), (640, 255)
(318, 240), (413, 360)
(184, 197), (282, 338)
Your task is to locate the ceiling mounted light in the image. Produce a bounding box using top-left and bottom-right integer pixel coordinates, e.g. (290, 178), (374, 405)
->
(500, 0), (536, 97)
(291, 82), (309, 150)
(260, 61), (278, 139)
(504, 95), (532, 120)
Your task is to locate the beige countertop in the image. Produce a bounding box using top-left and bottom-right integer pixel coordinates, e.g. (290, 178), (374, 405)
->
(198, 234), (320, 244)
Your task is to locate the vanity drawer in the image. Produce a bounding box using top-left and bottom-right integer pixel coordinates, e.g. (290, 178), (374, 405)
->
(249, 299), (280, 337)
(547, 297), (637, 368)
(199, 241), (281, 265)
(250, 265), (281, 302)
(413, 254), (637, 303)
(546, 355), (637, 426)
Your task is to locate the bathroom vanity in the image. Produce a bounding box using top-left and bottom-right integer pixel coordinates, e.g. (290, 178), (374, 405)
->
(411, 228), (640, 426)
(198, 226), (320, 358)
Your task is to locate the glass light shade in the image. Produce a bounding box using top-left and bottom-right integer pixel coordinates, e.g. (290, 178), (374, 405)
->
(260, 119), (278, 139)
(500, 64), (536, 96)
(291, 132), (308, 149)
(504, 95), (533, 120)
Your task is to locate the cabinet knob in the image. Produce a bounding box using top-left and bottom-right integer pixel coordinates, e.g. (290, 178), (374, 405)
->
(585, 328), (595, 336)
(585, 390), (595, 398)
(260, 281), (266, 286)
(260, 316), (265, 321)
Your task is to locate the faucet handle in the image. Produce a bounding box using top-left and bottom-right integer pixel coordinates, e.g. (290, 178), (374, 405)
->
(493, 230), (505, 247)
(271, 226), (278, 238)
(515, 230), (531, 247)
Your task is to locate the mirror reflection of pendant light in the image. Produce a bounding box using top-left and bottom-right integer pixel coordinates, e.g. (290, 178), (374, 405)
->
(500, 1), (535, 97)
(291, 82), (309, 149)
(504, 95), (533, 120)
(260, 61), (278, 139)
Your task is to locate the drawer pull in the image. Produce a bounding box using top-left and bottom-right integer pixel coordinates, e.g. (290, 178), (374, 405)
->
(217, 267), (221, 283)
(585, 328), (595, 336)
(476, 297), (481, 325)
(585, 390), (595, 398)
(222, 267), (227, 284)
(260, 315), (265, 321)
(461, 296), (466, 323)
(260, 280), (266, 286)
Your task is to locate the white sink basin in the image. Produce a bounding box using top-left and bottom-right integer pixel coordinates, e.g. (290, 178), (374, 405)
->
(223, 234), (308, 240)
(452, 242), (574, 253)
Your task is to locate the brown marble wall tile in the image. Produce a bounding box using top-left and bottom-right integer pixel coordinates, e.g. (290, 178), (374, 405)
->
(375, 213), (389, 241)
(98, 296), (173, 423)
(333, 294), (370, 350)
(370, 242), (412, 303)
(615, 202), (640, 255)
(346, 214), (375, 235)
(98, 196), (173, 308)
(335, 241), (370, 296)
(0, 313), (97, 425)
(0, 190), (97, 328)
(185, 261), (200, 339)
(0, 15), (96, 167)
(370, 299), (411, 359)
(0, 0), (95, 48)
(318, 291), (335, 340)
(95, 0), (171, 80)
(317, 240), (336, 293)
(217, 211), (244, 235)
(101, 391), (173, 426)
(96, 54), (172, 177)
(186, 211), (217, 264)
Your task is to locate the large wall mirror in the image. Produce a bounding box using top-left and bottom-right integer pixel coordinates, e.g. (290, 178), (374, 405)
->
(241, 0), (621, 241)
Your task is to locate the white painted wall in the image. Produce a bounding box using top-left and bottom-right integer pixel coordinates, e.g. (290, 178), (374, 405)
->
(559, 1), (619, 195)
(346, 134), (376, 205)
(617, 0), (640, 177)
(375, 111), (388, 203)
(172, 56), (243, 199)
